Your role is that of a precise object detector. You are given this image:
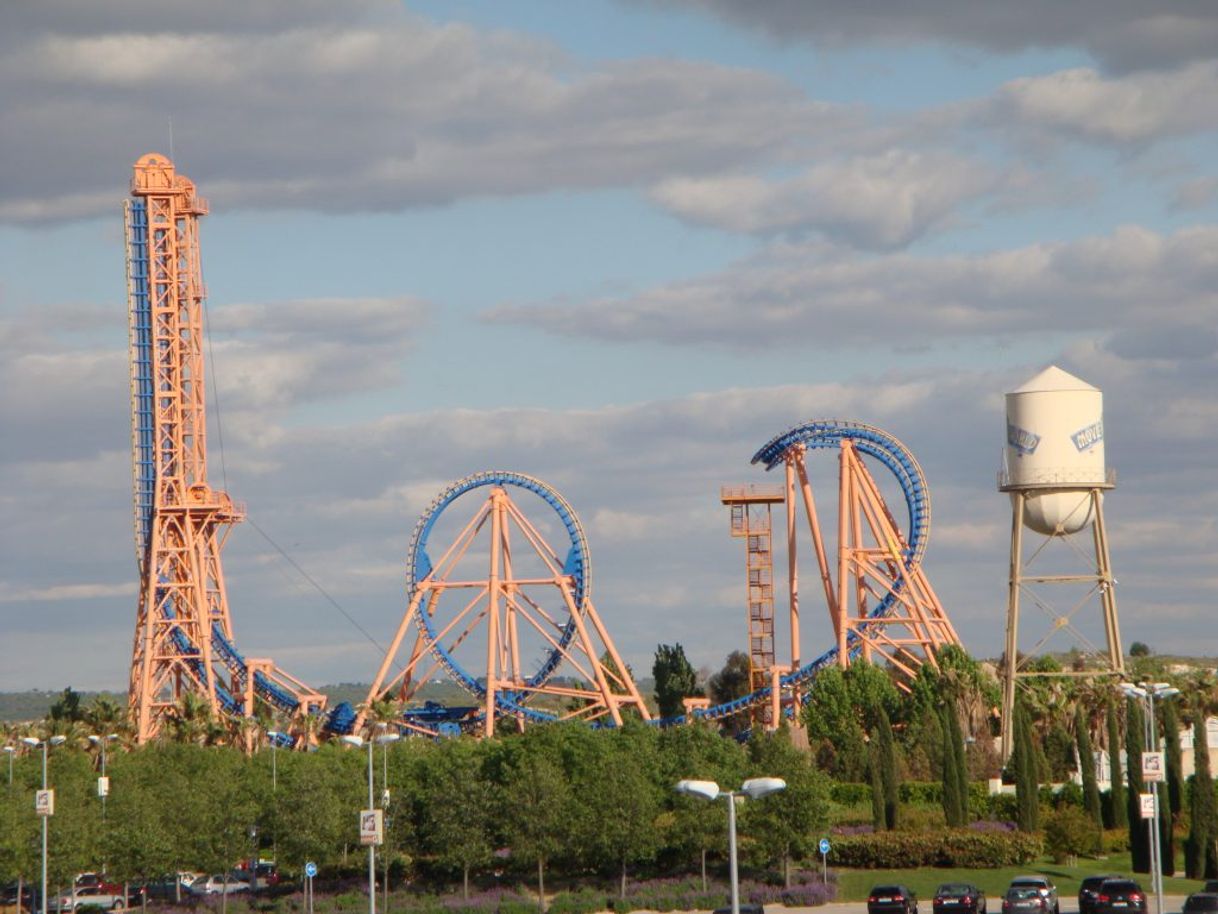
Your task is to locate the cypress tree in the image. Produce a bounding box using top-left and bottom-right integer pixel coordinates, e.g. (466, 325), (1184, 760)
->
(949, 699), (970, 823)
(1162, 699), (1182, 876)
(877, 707), (900, 830)
(921, 702), (945, 780)
(942, 706), (962, 826)
(1126, 696), (1149, 873)
(1108, 698), (1128, 828)
(1075, 706), (1103, 853)
(1186, 715), (1218, 879)
(1014, 700), (1040, 831)
(869, 740), (886, 831)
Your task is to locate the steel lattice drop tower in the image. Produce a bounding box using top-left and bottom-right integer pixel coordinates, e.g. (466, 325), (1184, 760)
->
(125, 153), (323, 742)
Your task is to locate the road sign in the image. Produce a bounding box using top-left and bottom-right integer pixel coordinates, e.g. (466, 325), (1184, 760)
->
(35, 789), (54, 816)
(1140, 792), (1157, 819)
(304, 862), (317, 879)
(818, 838), (831, 855)
(359, 809), (383, 846)
(1142, 751), (1165, 783)
(97, 776), (110, 798)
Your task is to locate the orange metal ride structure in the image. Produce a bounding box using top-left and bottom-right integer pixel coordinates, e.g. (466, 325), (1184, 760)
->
(125, 154), (324, 743)
(717, 421), (962, 728)
(358, 472), (651, 738)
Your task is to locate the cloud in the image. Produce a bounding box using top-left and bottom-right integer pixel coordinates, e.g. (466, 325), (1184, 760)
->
(0, 581), (136, 603)
(0, 2), (845, 224)
(650, 150), (999, 247)
(649, 1), (1218, 73)
(484, 224), (1218, 350)
(980, 62), (1218, 145)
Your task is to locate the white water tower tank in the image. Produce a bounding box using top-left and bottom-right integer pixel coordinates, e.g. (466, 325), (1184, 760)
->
(1003, 365), (1108, 536)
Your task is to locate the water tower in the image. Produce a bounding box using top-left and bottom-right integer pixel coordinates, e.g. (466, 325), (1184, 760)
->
(998, 366), (1124, 759)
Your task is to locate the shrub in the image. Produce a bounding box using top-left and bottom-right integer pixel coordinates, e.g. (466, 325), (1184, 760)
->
(1044, 806), (1099, 862)
(827, 829), (1042, 868)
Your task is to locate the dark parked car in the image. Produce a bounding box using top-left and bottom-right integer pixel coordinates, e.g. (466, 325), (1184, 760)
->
(934, 884), (985, 914)
(1090, 879), (1145, 914)
(2, 885), (37, 914)
(1002, 887), (1048, 914)
(869, 885), (918, 914)
(1079, 875), (1123, 914)
(1183, 894), (1218, 914)
(1204, 884), (1218, 896)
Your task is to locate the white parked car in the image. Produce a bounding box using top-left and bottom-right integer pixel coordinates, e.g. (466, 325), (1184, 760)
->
(188, 876), (250, 897)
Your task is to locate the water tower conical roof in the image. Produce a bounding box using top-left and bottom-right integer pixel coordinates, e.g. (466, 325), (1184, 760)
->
(1011, 364), (1098, 394)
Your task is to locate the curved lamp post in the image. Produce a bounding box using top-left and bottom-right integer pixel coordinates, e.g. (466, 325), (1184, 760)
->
(21, 736), (66, 914)
(675, 778), (787, 914)
(1120, 681), (1179, 914)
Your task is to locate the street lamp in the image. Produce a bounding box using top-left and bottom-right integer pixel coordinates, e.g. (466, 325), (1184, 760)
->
(3, 746), (13, 787)
(1120, 682), (1179, 914)
(675, 778), (787, 914)
(342, 734), (394, 914)
(266, 731), (284, 792)
(376, 732), (400, 913)
(21, 736), (66, 914)
(87, 734), (119, 821)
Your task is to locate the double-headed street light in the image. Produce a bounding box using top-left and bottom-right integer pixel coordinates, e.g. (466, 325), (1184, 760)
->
(21, 736), (66, 914)
(1120, 682), (1179, 914)
(342, 732), (402, 914)
(87, 734), (119, 820)
(267, 730), (285, 792)
(675, 777), (787, 914)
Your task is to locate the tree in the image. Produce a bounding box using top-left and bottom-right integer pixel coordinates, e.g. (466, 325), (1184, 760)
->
(874, 708), (899, 831)
(1045, 806), (1098, 863)
(48, 688), (84, 723)
(1107, 698), (1128, 829)
(1129, 642), (1152, 658)
(944, 698), (969, 823)
(1186, 714), (1218, 879)
(422, 741), (493, 898)
(1161, 698), (1182, 876)
(500, 737), (574, 909)
(742, 726), (828, 888)
(941, 710), (962, 827)
(868, 743), (886, 831)
(1125, 697), (1149, 873)
(1013, 700), (1039, 832)
(708, 652), (752, 736)
(1074, 706), (1103, 854)
(652, 644), (701, 720)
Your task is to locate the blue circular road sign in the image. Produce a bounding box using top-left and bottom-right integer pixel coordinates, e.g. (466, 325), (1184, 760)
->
(304, 862), (318, 878)
(818, 838), (831, 855)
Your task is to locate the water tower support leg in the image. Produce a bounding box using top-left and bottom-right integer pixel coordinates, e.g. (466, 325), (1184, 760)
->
(1001, 492), (1025, 762)
(1091, 490), (1125, 674)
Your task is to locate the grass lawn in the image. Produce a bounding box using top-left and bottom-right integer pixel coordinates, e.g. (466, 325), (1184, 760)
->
(833, 853), (1204, 902)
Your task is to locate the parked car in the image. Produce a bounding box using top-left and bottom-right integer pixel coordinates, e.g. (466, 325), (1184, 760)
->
(934, 884), (986, 914)
(55, 887), (128, 912)
(1008, 877), (1059, 914)
(868, 885), (918, 914)
(1090, 879), (1145, 914)
(1204, 884), (1218, 896)
(188, 875), (250, 897)
(1002, 887), (1048, 914)
(72, 877), (121, 897)
(1183, 894), (1218, 914)
(1079, 875), (1123, 914)
(2, 885), (37, 914)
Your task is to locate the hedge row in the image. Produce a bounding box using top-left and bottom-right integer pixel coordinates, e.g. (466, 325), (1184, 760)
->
(828, 830), (1043, 868)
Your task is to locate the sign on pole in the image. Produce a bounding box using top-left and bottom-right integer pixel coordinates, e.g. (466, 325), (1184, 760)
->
(818, 838), (830, 883)
(1142, 752), (1165, 783)
(818, 838), (831, 855)
(304, 862), (317, 879)
(35, 789), (54, 816)
(359, 809), (383, 846)
(1140, 792), (1157, 819)
(97, 776), (110, 798)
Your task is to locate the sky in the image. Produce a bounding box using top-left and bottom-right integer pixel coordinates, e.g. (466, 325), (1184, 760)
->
(1, 1), (1217, 697)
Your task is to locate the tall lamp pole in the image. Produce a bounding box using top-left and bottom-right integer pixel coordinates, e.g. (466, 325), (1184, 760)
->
(1121, 682), (1179, 914)
(87, 734), (118, 821)
(377, 732), (399, 913)
(267, 731), (284, 792)
(3, 746), (13, 787)
(675, 778), (787, 914)
(21, 736), (66, 914)
(343, 733), (398, 914)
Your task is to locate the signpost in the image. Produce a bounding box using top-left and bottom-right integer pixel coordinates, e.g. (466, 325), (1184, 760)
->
(304, 862), (317, 914)
(818, 838), (830, 883)
(1140, 793), (1156, 819)
(97, 776), (110, 798)
(1142, 752), (1165, 783)
(34, 789), (54, 817)
(359, 809), (383, 847)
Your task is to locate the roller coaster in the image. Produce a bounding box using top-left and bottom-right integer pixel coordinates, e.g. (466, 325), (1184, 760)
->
(122, 155), (962, 743)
